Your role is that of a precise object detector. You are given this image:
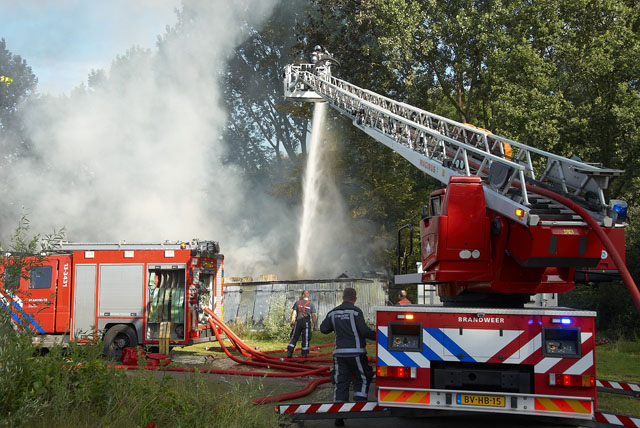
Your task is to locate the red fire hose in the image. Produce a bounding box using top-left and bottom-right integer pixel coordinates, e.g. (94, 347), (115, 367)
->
(204, 309), (334, 403)
(109, 307), (368, 405)
(253, 376), (331, 404)
(527, 184), (640, 314)
(108, 313), (334, 405)
(204, 308), (328, 370)
(109, 364), (327, 378)
(207, 316), (328, 373)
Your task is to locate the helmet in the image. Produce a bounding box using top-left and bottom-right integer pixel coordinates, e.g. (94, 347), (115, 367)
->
(314, 45), (322, 51)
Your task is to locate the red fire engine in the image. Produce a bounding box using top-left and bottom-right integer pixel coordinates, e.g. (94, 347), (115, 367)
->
(281, 56), (636, 423)
(0, 240), (223, 358)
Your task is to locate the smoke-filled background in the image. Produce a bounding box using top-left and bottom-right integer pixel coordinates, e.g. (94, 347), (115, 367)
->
(0, 0), (380, 279)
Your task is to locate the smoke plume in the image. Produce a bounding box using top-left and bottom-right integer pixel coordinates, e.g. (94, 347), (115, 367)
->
(1, 0), (302, 277)
(1, 0), (386, 280)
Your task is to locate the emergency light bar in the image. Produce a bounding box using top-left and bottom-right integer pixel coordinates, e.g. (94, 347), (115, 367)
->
(612, 201), (628, 220)
(396, 314), (414, 320)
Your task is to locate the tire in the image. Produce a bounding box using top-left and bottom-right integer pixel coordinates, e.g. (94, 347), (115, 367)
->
(103, 325), (137, 360)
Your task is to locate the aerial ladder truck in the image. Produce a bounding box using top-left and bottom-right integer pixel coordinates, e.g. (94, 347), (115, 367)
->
(279, 55), (640, 424)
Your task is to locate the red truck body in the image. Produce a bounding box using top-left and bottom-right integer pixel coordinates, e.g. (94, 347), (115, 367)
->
(0, 241), (223, 355)
(376, 306), (597, 420)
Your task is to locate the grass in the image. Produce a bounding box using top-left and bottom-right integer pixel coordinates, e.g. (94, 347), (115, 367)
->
(596, 340), (640, 416)
(99, 333), (640, 423)
(0, 317), (280, 428)
(596, 340), (640, 383)
(4, 313), (638, 427)
(21, 373), (279, 428)
(186, 331), (640, 418)
(173, 323), (339, 357)
(598, 393), (640, 417)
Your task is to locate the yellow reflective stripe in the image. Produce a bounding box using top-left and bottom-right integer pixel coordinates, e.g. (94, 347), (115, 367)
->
(535, 398), (591, 414)
(407, 391), (429, 404)
(380, 390), (430, 404)
(380, 389), (405, 402)
(536, 398), (560, 412)
(567, 399), (591, 414)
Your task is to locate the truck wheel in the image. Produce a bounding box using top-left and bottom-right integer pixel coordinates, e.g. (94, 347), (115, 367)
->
(103, 325), (137, 360)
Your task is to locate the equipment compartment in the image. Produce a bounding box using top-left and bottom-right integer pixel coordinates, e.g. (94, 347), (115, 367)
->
(146, 265), (186, 341)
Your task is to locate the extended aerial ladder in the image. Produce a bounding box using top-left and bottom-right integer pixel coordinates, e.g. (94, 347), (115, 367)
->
(284, 63), (623, 226)
(283, 61), (631, 304)
(280, 59), (640, 426)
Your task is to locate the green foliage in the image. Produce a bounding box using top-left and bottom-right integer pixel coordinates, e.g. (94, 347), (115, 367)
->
(0, 323), (278, 428)
(0, 316), (125, 426)
(262, 293), (291, 342)
(297, 0), (640, 330)
(596, 339), (640, 415)
(0, 212), (65, 298)
(223, 0), (310, 171)
(596, 339), (640, 383)
(560, 282), (640, 339)
(0, 38), (38, 160)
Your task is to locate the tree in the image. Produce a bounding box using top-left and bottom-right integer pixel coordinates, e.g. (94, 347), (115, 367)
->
(0, 213), (65, 332)
(223, 1), (310, 177)
(296, 0), (445, 274)
(0, 38), (38, 161)
(297, 0), (640, 287)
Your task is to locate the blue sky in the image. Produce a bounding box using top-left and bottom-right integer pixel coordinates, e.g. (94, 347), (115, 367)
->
(0, 0), (180, 95)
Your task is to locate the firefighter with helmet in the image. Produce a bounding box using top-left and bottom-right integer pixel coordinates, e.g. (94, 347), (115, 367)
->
(397, 289), (411, 305)
(311, 45), (332, 65)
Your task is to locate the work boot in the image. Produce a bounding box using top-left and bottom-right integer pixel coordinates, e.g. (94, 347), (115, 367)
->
(287, 351), (293, 358)
(334, 418), (345, 427)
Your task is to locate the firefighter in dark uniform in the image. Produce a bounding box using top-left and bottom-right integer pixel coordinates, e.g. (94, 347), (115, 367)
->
(189, 283), (198, 331)
(320, 287), (375, 426)
(287, 290), (318, 358)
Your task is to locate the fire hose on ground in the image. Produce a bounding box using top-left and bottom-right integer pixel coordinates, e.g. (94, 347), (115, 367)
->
(107, 307), (340, 405)
(203, 308), (334, 403)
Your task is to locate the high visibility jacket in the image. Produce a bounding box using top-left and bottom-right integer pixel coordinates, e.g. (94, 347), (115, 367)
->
(293, 299), (316, 321)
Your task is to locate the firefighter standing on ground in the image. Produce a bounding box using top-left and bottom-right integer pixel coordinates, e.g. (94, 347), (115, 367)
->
(287, 290), (318, 358)
(320, 287), (376, 409)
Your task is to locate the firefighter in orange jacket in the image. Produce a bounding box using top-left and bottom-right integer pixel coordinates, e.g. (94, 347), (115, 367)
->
(397, 289), (411, 305)
(287, 290), (318, 358)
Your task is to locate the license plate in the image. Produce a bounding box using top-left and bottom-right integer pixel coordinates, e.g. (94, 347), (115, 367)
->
(457, 394), (506, 407)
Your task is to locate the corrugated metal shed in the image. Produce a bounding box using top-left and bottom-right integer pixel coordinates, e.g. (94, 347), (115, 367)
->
(223, 278), (389, 326)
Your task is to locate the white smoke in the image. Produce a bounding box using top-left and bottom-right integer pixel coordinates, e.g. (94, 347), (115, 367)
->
(1, 0), (302, 277)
